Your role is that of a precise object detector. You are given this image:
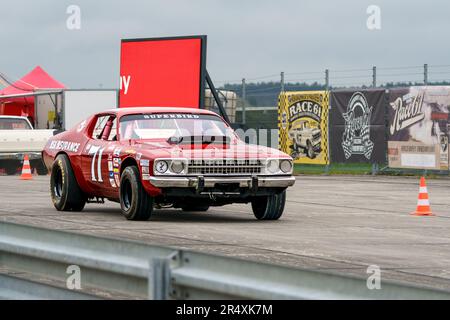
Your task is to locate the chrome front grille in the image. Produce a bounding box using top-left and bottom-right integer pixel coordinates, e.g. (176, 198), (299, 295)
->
(187, 159), (264, 175)
(313, 132), (321, 140)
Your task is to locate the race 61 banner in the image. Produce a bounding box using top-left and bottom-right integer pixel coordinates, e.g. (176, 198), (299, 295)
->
(329, 89), (387, 163)
(387, 86), (450, 170)
(278, 91), (329, 165)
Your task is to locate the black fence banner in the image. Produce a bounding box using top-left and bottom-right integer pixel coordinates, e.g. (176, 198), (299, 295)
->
(387, 86), (450, 170)
(330, 89), (387, 163)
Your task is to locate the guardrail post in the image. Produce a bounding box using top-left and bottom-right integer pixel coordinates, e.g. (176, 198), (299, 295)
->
(148, 257), (169, 300)
(148, 252), (179, 300)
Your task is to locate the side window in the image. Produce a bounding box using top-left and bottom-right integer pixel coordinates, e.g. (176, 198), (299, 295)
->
(92, 115), (117, 141)
(92, 116), (108, 139)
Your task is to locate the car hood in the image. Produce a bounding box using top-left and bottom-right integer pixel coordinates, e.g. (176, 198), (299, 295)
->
(130, 140), (290, 159)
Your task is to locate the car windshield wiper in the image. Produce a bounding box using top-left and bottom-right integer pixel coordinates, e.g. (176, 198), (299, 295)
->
(167, 135), (230, 145)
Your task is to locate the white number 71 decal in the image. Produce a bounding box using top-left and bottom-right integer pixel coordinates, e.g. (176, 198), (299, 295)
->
(88, 146), (105, 182)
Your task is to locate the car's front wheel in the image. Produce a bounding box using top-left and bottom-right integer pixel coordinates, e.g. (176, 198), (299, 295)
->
(120, 166), (153, 220)
(251, 190), (286, 220)
(50, 154), (86, 211)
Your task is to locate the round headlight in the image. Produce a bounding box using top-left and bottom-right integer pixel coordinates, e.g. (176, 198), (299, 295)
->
(280, 159), (293, 173)
(155, 160), (169, 174)
(267, 159), (279, 173)
(171, 160), (185, 174)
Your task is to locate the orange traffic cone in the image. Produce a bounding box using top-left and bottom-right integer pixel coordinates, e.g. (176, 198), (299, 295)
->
(411, 176), (433, 216)
(20, 155), (33, 180)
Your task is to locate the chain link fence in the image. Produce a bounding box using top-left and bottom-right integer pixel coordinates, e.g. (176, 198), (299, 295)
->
(217, 64), (450, 176)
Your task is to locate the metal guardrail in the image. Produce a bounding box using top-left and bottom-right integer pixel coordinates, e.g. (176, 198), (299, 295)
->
(1, 221), (450, 300)
(0, 274), (98, 300)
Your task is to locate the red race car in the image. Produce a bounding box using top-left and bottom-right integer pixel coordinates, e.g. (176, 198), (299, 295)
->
(42, 107), (295, 220)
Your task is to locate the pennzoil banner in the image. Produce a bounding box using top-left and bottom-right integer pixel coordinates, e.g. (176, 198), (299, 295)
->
(387, 86), (450, 170)
(278, 91), (329, 164)
(330, 89), (387, 163)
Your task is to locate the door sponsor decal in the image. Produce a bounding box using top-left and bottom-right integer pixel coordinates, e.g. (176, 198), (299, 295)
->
(108, 160), (113, 171)
(113, 158), (121, 167)
(49, 140), (81, 153)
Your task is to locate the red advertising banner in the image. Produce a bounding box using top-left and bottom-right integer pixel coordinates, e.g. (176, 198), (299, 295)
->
(119, 36), (206, 108)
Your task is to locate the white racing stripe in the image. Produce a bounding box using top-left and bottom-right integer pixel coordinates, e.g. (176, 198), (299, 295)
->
(97, 148), (104, 182)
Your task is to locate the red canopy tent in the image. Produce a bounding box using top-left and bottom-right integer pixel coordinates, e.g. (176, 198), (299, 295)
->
(0, 66), (65, 124)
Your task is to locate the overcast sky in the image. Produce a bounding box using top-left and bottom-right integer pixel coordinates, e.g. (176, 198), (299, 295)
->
(1, 0), (449, 88)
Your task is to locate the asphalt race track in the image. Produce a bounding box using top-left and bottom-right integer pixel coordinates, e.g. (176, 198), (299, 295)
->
(1, 175), (450, 291)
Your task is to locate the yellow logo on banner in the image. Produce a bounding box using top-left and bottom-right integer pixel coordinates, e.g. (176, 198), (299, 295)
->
(278, 91), (329, 165)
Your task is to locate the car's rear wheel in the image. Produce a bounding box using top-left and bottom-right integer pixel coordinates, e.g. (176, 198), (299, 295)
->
(50, 154), (86, 211)
(251, 190), (286, 220)
(181, 204), (210, 212)
(120, 166), (153, 220)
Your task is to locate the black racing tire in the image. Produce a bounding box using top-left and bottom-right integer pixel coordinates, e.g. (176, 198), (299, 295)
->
(50, 154), (86, 212)
(181, 205), (210, 212)
(5, 164), (18, 175)
(35, 160), (48, 176)
(251, 190), (286, 220)
(120, 166), (153, 221)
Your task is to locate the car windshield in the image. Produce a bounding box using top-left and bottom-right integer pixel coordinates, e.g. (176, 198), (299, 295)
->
(119, 113), (232, 141)
(0, 118), (32, 130)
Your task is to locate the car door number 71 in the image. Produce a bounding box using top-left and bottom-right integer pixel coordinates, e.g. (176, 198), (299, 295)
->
(88, 145), (105, 182)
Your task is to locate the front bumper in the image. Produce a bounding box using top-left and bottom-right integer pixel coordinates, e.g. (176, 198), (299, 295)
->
(148, 175), (296, 188)
(0, 152), (42, 161)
